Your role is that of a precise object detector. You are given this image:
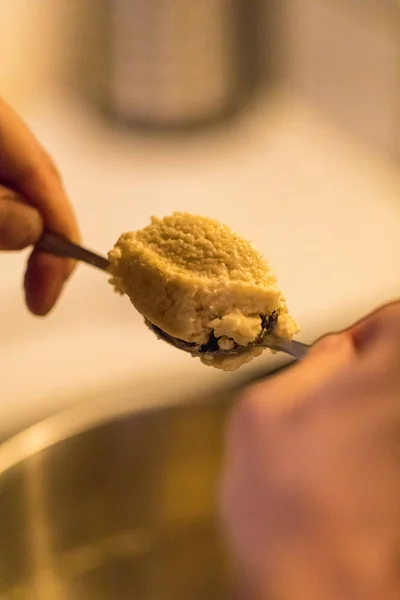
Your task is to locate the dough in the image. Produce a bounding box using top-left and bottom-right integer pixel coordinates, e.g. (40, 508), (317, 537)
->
(108, 212), (298, 371)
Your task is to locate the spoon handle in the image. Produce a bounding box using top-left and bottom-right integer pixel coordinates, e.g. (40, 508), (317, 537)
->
(271, 338), (310, 360)
(35, 231), (110, 272)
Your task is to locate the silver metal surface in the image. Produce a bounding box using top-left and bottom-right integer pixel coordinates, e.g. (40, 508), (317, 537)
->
(150, 322), (310, 360)
(0, 385), (237, 599)
(109, 0), (258, 127)
(268, 338), (309, 359)
(77, 0), (262, 129)
(35, 232), (110, 272)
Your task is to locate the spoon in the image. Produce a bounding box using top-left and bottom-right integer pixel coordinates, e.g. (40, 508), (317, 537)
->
(149, 322), (309, 360)
(35, 231), (110, 271)
(35, 231), (310, 361)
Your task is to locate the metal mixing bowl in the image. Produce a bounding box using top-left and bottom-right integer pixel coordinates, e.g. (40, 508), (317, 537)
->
(0, 364), (289, 599)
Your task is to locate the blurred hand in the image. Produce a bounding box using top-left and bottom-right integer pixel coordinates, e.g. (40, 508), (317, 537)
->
(0, 97), (79, 315)
(221, 302), (400, 600)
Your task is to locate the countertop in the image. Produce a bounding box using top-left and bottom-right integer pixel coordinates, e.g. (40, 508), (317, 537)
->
(1, 87), (400, 439)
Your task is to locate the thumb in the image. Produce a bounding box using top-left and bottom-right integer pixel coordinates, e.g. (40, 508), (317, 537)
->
(0, 186), (43, 250)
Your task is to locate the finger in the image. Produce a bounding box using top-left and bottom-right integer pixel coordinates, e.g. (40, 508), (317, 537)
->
(0, 97), (80, 314)
(24, 250), (69, 316)
(306, 331), (356, 369)
(0, 187), (43, 250)
(0, 98), (78, 242)
(0, 186), (68, 315)
(241, 332), (356, 419)
(348, 301), (400, 353)
(19, 146), (79, 314)
(220, 334), (357, 570)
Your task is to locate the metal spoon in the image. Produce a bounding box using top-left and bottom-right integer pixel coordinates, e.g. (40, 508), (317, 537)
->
(148, 322), (309, 361)
(35, 231), (310, 361)
(35, 231), (110, 271)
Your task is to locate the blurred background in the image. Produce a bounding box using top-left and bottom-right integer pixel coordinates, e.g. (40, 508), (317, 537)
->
(1, 0), (400, 436)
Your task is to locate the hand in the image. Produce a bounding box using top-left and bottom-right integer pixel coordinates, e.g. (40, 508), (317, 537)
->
(221, 302), (400, 600)
(0, 97), (79, 315)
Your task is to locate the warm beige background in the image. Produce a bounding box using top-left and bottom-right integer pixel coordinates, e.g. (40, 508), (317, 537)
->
(1, 1), (400, 438)
(2, 0), (400, 156)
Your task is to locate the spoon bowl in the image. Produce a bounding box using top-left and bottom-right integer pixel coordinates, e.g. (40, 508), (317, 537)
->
(148, 322), (309, 361)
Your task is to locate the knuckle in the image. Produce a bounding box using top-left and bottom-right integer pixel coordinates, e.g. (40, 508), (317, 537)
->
(308, 331), (357, 370)
(352, 301), (400, 353)
(15, 151), (63, 194)
(0, 189), (43, 249)
(311, 331), (349, 354)
(378, 301), (400, 329)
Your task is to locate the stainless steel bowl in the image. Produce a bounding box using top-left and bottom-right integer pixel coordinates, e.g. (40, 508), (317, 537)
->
(0, 377), (239, 600)
(0, 363), (289, 599)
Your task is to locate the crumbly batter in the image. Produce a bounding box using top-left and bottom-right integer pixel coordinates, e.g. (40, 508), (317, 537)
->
(108, 212), (298, 371)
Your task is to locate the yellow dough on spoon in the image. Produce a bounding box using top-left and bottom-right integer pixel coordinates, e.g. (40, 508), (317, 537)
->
(108, 212), (298, 371)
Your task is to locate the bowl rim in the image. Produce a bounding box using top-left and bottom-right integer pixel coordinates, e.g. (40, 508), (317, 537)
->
(0, 351), (289, 478)
(0, 366), (236, 477)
